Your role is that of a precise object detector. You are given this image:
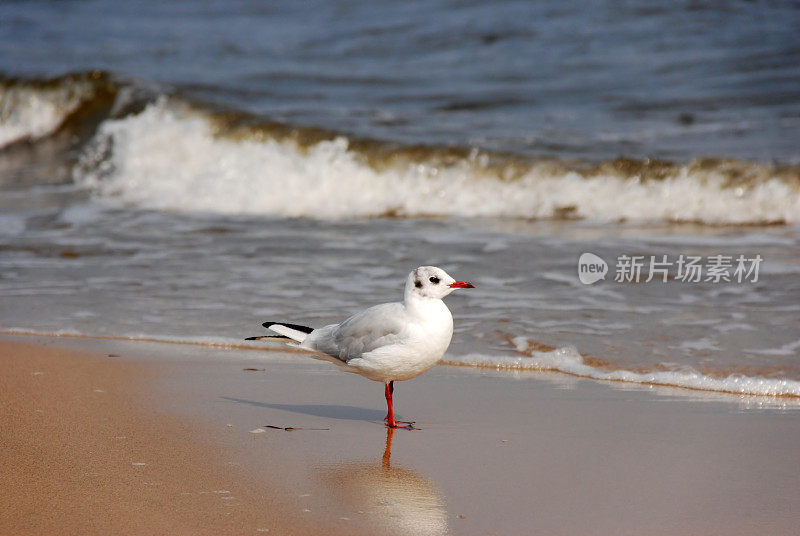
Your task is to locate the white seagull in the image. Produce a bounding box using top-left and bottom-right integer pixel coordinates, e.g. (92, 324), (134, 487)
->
(246, 266), (474, 428)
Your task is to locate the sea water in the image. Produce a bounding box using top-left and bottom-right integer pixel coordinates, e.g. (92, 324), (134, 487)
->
(1, 1), (798, 401)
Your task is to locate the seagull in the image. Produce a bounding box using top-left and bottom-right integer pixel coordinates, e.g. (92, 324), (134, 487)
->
(246, 266), (475, 429)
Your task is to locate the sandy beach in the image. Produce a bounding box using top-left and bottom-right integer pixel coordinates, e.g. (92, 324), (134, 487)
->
(0, 337), (352, 536)
(3, 334), (799, 535)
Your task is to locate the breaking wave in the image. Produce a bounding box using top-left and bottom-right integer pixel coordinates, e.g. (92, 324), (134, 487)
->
(3, 71), (800, 223)
(0, 71), (122, 147)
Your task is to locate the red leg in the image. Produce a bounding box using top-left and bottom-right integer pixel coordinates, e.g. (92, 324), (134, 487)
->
(384, 381), (392, 423)
(384, 381), (415, 429)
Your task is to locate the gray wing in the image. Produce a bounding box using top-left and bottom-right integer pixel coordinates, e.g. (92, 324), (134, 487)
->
(301, 302), (407, 362)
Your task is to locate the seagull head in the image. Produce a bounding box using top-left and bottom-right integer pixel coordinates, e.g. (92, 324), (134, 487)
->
(406, 266), (475, 300)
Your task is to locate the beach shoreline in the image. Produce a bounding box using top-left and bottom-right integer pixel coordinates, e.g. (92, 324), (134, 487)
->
(3, 3), (799, 534)
(3, 334), (800, 535)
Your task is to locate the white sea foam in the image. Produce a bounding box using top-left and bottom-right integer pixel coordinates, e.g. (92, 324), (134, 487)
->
(73, 99), (800, 223)
(443, 339), (800, 398)
(0, 80), (93, 147)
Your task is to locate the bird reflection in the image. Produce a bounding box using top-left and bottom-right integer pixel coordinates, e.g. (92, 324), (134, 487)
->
(320, 427), (449, 536)
(382, 427), (395, 469)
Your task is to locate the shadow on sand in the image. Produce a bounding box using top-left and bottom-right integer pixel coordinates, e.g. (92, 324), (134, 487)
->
(220, 396), (385, 422)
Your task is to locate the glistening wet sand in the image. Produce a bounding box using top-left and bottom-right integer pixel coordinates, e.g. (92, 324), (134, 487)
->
(4, 335), (800, 535)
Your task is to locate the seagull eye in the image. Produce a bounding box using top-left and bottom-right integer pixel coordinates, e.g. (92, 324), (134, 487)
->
(429, 276), (440, 284)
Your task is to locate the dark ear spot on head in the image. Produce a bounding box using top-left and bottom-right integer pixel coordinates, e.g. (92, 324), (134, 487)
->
(415, 279), (423, 288)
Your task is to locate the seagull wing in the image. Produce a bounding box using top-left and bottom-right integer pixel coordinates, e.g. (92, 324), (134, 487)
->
(301, 302), (407, 362)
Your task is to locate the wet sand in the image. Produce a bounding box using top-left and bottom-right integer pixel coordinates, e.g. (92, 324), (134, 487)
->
(0, 338), (348, 536)
(3, 335), (800, 535)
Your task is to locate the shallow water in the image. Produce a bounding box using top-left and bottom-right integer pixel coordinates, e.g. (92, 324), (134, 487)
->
(1, 1), (798, 398)
(1, 183), (799, 396)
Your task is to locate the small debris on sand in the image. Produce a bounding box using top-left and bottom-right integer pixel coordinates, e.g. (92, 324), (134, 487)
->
(263, 425), (329, 431)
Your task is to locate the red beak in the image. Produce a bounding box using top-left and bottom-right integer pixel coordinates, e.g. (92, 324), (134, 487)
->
(449, 281), (475, 289)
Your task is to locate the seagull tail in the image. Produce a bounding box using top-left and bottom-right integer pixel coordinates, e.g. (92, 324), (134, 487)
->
(261, 322), (314, 343)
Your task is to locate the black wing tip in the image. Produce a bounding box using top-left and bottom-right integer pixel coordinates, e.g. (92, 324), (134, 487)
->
(261, 322), (314, 334)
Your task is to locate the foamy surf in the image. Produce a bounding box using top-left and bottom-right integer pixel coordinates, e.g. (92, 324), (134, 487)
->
(0, 72), (111, 147)
(65, 96), (799, 224)
(1, 73), (797, 224)
(442, 338), (800, 398)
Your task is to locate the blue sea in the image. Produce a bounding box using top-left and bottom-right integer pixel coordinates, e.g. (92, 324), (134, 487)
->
(1, 0), (799, 403)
